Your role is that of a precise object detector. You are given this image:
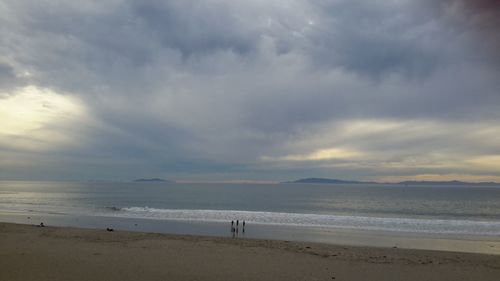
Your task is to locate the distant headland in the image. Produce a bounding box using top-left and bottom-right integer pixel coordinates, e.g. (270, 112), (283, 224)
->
(396, 180), (499, 186)
(132, 178), (173, 183)
(285, 177), (500, 186)
(285, 178), (374, 184)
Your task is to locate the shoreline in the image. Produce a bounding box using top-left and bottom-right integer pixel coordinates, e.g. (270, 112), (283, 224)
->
(1, 222), (500, 281)
(2, 211), (500, 255)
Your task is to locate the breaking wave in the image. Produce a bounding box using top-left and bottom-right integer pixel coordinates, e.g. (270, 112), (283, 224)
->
(102, 206), (500, 236)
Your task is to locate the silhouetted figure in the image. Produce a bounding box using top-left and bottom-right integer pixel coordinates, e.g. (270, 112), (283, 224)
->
(106, 227), (114, 232)
(39, 222), (45, 227)
(236, 220), (239, 227)
(231, 220), (234, 227)
(243, 221), (245, 233)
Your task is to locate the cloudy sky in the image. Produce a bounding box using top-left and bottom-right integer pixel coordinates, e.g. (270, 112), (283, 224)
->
(1, 0), (499, 182)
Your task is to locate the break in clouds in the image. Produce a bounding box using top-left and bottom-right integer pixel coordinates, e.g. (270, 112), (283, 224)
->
(0, 0), (499, 181)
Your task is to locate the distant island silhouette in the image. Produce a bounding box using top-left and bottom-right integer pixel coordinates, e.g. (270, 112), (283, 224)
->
(286, 177), (500, 186)
(397, 180), (499, 186)
(286, 178), (374, 184)
(133, 178), (173, 183)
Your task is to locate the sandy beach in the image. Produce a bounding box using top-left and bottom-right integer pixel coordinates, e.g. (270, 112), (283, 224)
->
(1, 222), (499, 281)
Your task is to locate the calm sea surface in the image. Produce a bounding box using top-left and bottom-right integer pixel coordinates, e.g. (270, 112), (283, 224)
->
(1, 181), (500, 236)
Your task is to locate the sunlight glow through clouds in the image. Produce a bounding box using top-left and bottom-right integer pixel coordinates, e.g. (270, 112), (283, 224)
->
(467, 155), (500, 171)
(378, 174), (500, 183)
(0, 86), (85, 150)
(259, 118), (500, 181)
(261, 147), (363, 162)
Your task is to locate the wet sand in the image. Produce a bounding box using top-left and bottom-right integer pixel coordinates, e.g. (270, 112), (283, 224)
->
(1, 222), (499, 281)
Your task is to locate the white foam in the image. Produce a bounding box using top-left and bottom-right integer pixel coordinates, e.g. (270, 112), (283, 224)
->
(3, 199), (500, 236)
(107, 207), (500, 236)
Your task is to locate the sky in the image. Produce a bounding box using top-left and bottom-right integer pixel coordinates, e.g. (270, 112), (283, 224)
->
(0, 0), (499, 182)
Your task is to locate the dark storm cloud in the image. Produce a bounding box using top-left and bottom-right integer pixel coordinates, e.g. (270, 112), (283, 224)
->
(309, 1), (444, 78)
(0, 63), (14, 78)
(0, 63), (15, 90)
(0, 62), (28, 92)
(450, 0), (500, 30)
(438, 0), (500, 64)
(131, 1), (256, 57)
(1, 0), (499, 181)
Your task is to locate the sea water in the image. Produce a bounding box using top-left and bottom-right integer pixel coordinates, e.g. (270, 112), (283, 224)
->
(1, 181), (500, 237)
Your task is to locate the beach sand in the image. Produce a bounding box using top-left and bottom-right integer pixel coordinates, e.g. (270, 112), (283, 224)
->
(1, 222), (499, 281)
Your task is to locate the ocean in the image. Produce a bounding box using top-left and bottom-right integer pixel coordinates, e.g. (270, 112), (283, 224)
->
(1, 181), (500, 253)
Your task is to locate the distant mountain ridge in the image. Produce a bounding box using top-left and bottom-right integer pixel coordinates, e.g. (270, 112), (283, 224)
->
(133, 178), (173, 183)
(398, 180), (499, 186)
(285, 178), (373, 184)
(286, 177), (500, 186)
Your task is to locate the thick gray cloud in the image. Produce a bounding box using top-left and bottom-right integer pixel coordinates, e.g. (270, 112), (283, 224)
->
(0, 0), (499, 181)
(0, 63), (16, 90)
